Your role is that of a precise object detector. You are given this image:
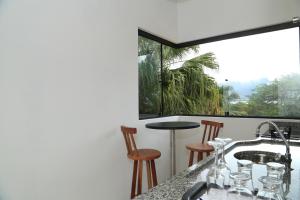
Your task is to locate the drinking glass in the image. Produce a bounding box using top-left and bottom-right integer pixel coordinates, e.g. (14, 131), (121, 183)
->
(206, 141), (225, 193)
(266, 162), (286, 198)
(227, 172), (254, 199)
(214, 137), (232, 168)
(256, 176), (284, 200)
(215, 137), (232, 188)
(237, 159), (255, 194)
(266, 162), (285, 179)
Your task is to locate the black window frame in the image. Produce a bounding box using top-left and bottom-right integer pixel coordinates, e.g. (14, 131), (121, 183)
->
(138, 20), (300, 120)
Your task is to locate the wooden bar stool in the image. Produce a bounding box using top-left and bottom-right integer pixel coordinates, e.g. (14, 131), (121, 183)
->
(121, 126), (161, 199)
(186, 120), (223, 167)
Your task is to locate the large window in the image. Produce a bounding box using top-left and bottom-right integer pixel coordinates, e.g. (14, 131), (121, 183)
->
(138, 24), (300, 119)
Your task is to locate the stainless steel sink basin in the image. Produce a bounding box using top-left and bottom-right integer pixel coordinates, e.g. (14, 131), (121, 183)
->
(234, 150), (286, 164)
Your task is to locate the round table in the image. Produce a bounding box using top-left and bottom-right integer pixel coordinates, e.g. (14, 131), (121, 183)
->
(145, 121), (200, 176)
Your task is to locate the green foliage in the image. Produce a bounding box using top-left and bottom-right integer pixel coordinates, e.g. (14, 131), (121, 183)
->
(244, 74), (300, 117)
(138, 37), (161, 116)
(230, 102), (249, 116)
(247, 81), (279, 116)
(162, 46), (223, 115)
(138, 37), (160, 57)
(182, 52), (219, 70)
(222, 85), (240, 113)
(162, 45), (199, 66)
(139, 57), (161, 115)
(277, 74), (300, 116)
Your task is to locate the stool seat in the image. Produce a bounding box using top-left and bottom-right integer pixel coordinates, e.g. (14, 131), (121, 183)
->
(128, 149), (161, 161)
(186, 143), (213, 152)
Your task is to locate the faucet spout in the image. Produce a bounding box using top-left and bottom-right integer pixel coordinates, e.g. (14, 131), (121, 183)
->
(256, 121), (291, 168)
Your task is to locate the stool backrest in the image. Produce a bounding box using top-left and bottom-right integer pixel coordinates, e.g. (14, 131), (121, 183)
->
(121, 126), (137, 155)
(201, 120), (224, 143)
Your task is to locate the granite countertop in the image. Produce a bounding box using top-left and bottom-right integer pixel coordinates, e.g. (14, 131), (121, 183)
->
(134, 138), (300, 200)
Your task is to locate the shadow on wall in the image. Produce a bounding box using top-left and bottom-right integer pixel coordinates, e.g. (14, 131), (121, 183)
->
(0, 189), (4, 200)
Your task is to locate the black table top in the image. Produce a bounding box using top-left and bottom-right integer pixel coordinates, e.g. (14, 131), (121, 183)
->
(145, 121), (200, 130)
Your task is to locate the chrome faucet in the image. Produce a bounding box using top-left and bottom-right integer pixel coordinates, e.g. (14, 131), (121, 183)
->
(256, 121), (292, 168)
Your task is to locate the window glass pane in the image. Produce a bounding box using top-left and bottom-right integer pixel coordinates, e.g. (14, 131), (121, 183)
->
(172, 27), (300, 117)
(138, 36), (162, 118)
(139, 27), (300, 119)
(212, 28), (299, 117)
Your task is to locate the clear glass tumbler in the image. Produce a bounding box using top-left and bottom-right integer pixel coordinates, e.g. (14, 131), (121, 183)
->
(237, 159), (255, 194)
(227, 172), (254, 200)
(266, 162), (286, 198)
(266, 162), (285, 179)
(256, 176), (284, 200)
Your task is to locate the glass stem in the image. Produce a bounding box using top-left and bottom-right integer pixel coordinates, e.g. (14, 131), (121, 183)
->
(213, 148), (219, 180)
(221, 145), (225, 163)
(214, 148), (219, 166)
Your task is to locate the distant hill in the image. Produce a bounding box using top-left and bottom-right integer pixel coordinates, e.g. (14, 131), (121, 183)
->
(227, 78), (269, 99)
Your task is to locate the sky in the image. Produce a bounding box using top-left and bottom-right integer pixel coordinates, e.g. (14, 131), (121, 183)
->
(171, 27), (300, 85)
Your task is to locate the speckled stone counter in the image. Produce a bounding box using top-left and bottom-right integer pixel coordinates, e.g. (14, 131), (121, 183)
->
(134, 138), (300, 200)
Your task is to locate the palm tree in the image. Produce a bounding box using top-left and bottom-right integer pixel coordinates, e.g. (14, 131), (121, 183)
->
(162, 45), (222, 115)
(138, 36), (223, 117)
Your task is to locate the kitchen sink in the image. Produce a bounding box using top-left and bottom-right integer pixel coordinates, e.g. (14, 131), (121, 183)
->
(233, 150), (286, 164)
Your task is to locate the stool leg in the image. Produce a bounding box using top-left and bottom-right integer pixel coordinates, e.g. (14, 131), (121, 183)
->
(131, 160), (138, 199)
(150, 160), (158, 186)
(188, 151), (194, 167)
(146, 161), (153, 189)
(197, 152), (203, 162)
(137, 160), (143, 195)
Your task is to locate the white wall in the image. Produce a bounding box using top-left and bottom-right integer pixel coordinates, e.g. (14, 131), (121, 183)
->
(0, 0), (177, 200)
(177, 0), (300, 42)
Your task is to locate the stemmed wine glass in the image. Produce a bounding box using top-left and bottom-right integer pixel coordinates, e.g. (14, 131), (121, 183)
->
(215, 137), (232, 188)
(214, 138), (232, 168)
(206, 140), (225, 194)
